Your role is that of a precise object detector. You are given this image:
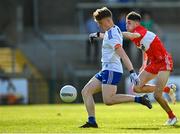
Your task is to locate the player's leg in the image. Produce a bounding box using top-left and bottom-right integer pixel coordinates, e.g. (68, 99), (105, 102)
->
(163, 54), (177, 104)
(133, 70), (157, 93)
(80, 76), (101, 128)
(154, 71), (178, 125)
(134, 70), (177, 104)
(81, 76), (101, 117)
(101, 70), (152, 109)
(163, 83), (177, 104)
(102, 84), (133, 105)
(102, 84), (152, 109)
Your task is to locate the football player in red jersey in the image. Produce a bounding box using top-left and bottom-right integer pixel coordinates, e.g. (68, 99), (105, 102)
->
(123, 11), (178, 125)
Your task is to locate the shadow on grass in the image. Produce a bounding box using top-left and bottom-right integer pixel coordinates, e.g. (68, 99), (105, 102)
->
(120, 127), (160, 130)
(169, 124), (180, 128)
(120, 124), (180, 131)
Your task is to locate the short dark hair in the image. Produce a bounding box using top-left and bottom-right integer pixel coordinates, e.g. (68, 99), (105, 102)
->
(126, 11), (141, 22)
(93, 7), (112, 22)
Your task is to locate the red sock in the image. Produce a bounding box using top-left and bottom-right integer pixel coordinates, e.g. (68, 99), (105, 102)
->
(167, 111), (175, 119)
(163, 86), (170, 93)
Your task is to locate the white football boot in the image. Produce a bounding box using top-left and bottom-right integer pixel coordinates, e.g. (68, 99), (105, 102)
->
(167, 84), (176, 104)
(164, 117), (178, 126)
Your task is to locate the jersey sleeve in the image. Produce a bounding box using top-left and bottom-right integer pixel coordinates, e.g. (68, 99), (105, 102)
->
(131, 26), (146, 43)
(108, 29), (123, 50)
(133, 26), (146, 37)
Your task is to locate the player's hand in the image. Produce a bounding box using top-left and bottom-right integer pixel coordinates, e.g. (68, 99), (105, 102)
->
(129, 70), (140, 85)
(89, 32), (100, 43)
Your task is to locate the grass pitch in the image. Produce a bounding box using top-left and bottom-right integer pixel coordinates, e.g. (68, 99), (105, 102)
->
(0, 103), (179, 133)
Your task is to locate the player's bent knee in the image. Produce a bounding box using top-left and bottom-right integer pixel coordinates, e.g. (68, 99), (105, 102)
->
(103, 98), (113, 106)
(81, 83), (94, 97)
(104, 101), (113, 106)
(81, 87), (90, 97)
(81, 89), (86, 96)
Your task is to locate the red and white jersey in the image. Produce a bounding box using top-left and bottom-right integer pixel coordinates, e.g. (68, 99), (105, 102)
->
(131, 25), (169, 62)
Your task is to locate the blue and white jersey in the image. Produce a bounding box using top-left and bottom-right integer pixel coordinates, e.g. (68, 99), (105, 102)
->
(101, 25), (123, 73)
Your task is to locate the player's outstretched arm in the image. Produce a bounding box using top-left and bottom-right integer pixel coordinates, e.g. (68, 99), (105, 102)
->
(115, 46), (140, 85)
(115, 46), (133, 71)
(122, 32), (141, 40)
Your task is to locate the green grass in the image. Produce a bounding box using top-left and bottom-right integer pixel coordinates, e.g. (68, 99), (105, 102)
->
(0, 103), (179, 133)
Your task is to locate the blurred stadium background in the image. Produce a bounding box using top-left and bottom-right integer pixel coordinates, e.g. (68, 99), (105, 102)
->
(0, 0), (180, 105)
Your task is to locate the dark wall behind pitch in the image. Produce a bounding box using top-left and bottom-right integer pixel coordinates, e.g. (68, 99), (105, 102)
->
(1, 0), (180, 27)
